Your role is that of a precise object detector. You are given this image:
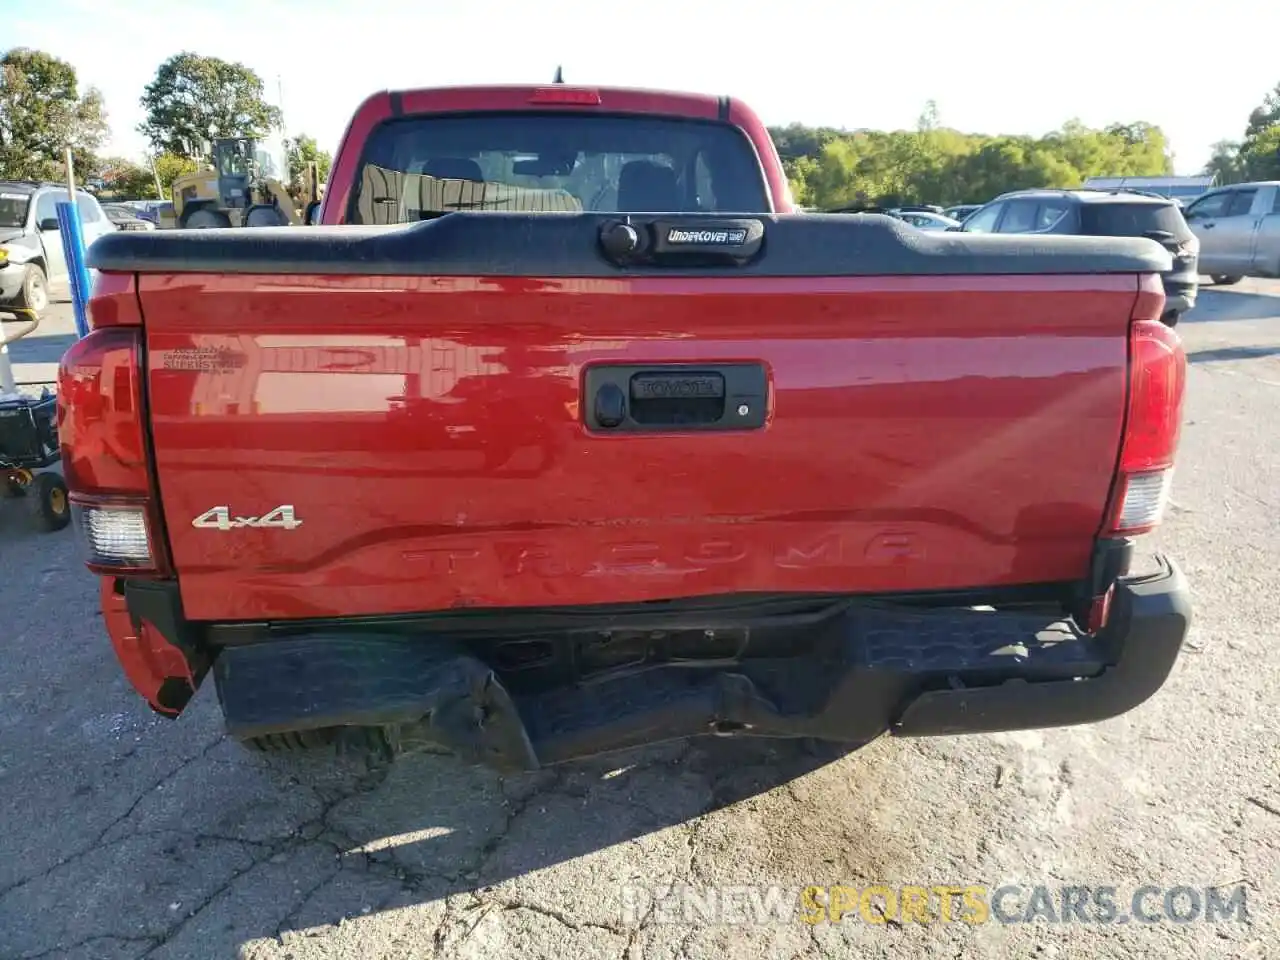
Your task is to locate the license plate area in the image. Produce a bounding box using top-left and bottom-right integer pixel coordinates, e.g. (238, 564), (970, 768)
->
(583, 363), (767, 433)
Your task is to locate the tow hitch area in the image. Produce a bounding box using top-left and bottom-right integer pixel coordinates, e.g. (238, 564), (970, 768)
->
(210, 558), (1189, 772)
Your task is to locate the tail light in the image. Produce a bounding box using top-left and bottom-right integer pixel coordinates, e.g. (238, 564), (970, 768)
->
(57, 276), (170, 576)
(1104, 281), (1187, 536)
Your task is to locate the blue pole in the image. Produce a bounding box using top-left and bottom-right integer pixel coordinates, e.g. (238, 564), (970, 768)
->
(55, 201), (92, 339)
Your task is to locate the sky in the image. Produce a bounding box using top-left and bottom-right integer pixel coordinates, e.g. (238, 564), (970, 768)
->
(4, 0), (1275, 175)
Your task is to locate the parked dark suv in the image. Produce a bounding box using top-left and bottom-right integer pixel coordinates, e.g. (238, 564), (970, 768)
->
(959, 188), (1198, 325)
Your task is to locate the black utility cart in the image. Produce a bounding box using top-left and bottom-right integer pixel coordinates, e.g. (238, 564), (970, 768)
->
(1, 308), (71, 532)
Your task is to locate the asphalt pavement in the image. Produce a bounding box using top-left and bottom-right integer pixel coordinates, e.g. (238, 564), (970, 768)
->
(0, 283), (1277, 959)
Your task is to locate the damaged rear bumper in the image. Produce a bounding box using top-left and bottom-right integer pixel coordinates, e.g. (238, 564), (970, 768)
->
(147, 556), (1192, 773)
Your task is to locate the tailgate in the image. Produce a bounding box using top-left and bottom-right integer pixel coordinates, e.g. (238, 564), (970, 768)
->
(129, 216), (1150, 621)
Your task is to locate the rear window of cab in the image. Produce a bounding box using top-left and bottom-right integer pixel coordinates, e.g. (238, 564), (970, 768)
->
(348, 112), (770, 224)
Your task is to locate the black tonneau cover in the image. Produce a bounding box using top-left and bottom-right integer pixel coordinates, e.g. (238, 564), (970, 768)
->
(87, 212), (1171, 277)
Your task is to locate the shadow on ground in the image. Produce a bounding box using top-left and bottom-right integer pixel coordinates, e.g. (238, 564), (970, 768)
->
(1185, 288), (1280, 323)
(2, 330), (77, 365)
(1187, 343), (1280, 364)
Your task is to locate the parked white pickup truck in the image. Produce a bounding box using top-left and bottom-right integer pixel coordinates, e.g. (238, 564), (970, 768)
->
(1183, 180), (1280, 285)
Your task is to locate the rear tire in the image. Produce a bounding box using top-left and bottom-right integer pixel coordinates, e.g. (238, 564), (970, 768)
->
(30, 472), (71, 531)
(181, 206), (232, 229)
(241, 729), (338, 752)
(245, 203), (289, 227)
(14, 263), (48, 315)
(1161, 310), (1181, 328)
(239, 726), (390, 757)
(1211, 274), (1242, 286)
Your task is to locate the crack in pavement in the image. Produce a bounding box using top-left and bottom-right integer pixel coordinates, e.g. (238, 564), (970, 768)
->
(670, 928), (698, 960)
(619, 901), (654, 960)
(488, 897), (625, 935)
(0, 736), (226, 906)
(684, 817), (705, 883)
(183, 749), (615, 955)
(90, 737), (227, 847)
(429, 892), (462, 959)
(141, 752), (424, 957)
(1244, 796), (1280, 817)
(66, 748), (400, 957)
(466, 767), (567, 881)
(434, 897), (496, 956)
(428, 894), (636, 958)
(301, 747), (716, 954)
(135, 849), (273, 958)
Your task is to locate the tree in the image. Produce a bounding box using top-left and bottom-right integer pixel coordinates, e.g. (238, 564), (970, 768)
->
(1232, 81), (1280, 182)
(772, 105), (1176, 210)
(1203, 140), (1245, 184)
(153, 152), (200, 193)
(1243, 83), (1280, 143)
(917, 100), (941, 132)
(286, 134), (332, 187)
(769, 123), (842, 163)
(0, 48), (107, 181)
(139, 53), (282, 156)
(1242, 126), (1280, 181)
(98, 156), (158, 199)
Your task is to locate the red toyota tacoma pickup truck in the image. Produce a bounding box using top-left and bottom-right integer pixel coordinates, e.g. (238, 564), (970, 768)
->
(61, 85), (1191, 772)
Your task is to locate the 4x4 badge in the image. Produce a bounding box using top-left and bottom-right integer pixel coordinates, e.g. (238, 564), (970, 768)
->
(191, 505), (303, 531)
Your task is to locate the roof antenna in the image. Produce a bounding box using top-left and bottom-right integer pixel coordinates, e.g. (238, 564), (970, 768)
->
(553, 66), (564, 84)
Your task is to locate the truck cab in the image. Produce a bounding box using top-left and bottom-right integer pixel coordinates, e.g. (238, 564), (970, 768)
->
(1183, 180), (1280, 284)
(317, 85), (797, 226)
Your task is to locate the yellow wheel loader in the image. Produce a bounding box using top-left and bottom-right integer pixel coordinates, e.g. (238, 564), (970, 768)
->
(165, 137), (322, 229)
